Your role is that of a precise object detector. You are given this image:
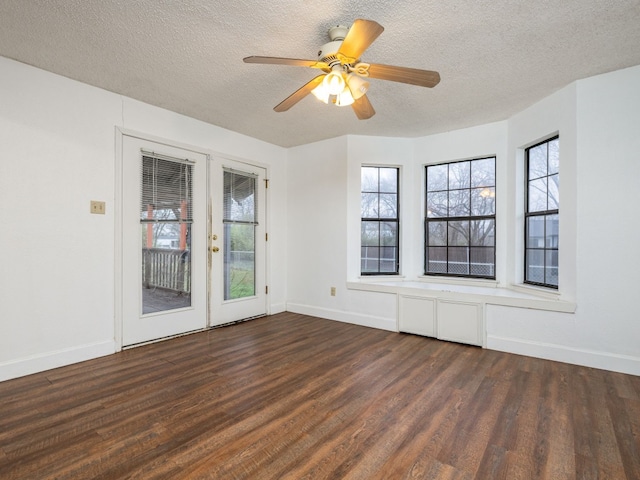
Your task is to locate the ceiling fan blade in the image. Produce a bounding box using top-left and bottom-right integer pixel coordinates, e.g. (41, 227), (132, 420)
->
(366, 63), (441, 88)
(338, 19), (384, 63)
(352, 94), (375, 120)
(274, 75), (325, 112)
(244, 56), (330, 71)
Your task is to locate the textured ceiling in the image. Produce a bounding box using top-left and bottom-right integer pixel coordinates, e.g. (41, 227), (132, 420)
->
(1, 1), (639, 147)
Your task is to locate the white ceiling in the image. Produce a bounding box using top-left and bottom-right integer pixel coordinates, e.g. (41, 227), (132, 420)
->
(1, 1), (639, 148)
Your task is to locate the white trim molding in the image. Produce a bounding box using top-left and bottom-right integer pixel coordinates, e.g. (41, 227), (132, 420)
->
(0, 341), (115, 382)
(487, 335), (640, 376)
(286, 303), (396, 332)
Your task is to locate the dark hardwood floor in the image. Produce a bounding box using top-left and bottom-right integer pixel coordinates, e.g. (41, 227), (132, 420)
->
(1, 312), (639, 479)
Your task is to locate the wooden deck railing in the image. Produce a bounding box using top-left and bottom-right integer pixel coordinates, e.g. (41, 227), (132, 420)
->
(142, 248), (190, 293)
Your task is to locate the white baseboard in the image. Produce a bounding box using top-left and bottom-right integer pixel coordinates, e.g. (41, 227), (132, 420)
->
(487, 335), (640, 376)
(286, 303), (397, 332)
(0, 340), (116, 382)
(269, 302), (287, 315)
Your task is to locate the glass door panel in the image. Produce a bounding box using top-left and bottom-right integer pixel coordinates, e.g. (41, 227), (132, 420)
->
(210, 159), (266, 326)
(223, 170), (257, 301)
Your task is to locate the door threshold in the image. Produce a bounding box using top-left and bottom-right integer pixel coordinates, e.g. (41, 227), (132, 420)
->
(123, 327), (209, 349)
(209, 313), (267, 330)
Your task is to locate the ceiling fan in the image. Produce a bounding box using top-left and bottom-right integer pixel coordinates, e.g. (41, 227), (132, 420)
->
(243, 19), (440, 120)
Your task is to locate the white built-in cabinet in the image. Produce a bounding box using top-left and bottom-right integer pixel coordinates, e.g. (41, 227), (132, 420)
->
(398, 296), (436, 337)
(398, 294), (483, 346)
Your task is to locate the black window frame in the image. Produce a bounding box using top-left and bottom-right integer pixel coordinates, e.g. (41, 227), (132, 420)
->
(360, 166), (400, 275)
(424, 157), (496, 279)
(524, 136), (559, 289)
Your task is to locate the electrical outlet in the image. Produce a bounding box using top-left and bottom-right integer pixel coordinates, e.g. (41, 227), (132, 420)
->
(90, 200), (106, 215)
(330, 287), (336, 296)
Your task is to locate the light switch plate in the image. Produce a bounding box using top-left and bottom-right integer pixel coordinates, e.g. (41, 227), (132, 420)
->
(90, 200), (106, 215)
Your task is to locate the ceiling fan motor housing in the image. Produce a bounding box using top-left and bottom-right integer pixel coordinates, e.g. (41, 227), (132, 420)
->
(318, 25), (351, 67)
(328, 25), (349, 41)
(317, 40), (345, 67)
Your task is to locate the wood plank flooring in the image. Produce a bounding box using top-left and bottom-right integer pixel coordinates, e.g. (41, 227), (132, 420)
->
(1, 312), (639, 479)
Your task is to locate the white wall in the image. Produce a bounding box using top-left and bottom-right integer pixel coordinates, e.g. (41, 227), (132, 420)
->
(0, 57), (288, 381)
(573, 66), (640, 362)
(286, 136), (398, 330)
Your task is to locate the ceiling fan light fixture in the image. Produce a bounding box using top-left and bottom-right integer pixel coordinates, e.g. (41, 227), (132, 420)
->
(322, 70), (346, 95)
(311, 81), (354, 107)
(346, 73), (369, 100)
(311, 80), (330, 104)
(334, 86), (355, 106)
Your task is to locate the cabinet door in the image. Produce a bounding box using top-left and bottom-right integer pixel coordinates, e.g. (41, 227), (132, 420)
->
(437, 300), (483, 346)
(398, 295), (436, 337)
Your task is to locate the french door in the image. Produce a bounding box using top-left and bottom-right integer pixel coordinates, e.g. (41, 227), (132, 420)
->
(209, 157), (267, 326)
(120, 136), (267, 346)
(121, 135), (208, 346)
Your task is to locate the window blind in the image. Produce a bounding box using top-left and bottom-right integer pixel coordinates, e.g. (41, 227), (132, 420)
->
(223, 169), (257, 225)
(140, 154), (193, 223)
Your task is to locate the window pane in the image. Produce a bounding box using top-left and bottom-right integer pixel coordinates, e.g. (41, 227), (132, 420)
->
(141, 224), (192, 314)
(449, 161), (470, 189)
(361, 221), (379, 246)
(470, 247), (494, 276)
(361, 246), (379, 273)
(545, 250), (559, 287)
(471, 187), (495, 216)
(379, 168), (397, 192)
(361, 167), (378, 191)
(380, 222), (398, 246)
(470, 219), (495, 247)
(448, 247), (469, 274)
(471, 158), (495, 187)
(427, 247), (447, 273)
(529, 144), (547, 180)
(528, 178), (547, 212)
(361, 193), (379, 218)
(428, 221), (447, 246)
(224, 224), (255, 300)
(378, 193), (397, 218)
(449, 189), (470, 216)
(427, 164), (448, 191)
(448, 221), (469, 246)
(527, 216), (545, 248)
(548, 174), (559, 210)
(545, 214), (559, 248)
(526, 250), (545, 284)
(548, 138), (559, 175)
(427, 191), (448, 217)
(380, 247), (397, 272)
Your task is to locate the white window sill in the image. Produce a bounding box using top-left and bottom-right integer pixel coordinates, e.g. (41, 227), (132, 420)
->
(347, 278), (575, 313)
(417, 275), (499, 288)
(357, 274), (406, 281)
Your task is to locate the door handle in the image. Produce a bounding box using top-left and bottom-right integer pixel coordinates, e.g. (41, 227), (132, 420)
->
(210, 246), (219, 253)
